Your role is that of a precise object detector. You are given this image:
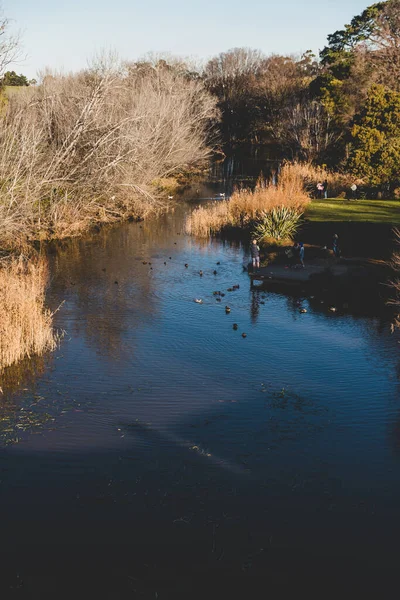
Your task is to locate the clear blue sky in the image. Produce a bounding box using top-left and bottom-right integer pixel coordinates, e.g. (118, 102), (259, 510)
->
(4, 0), (370, 78)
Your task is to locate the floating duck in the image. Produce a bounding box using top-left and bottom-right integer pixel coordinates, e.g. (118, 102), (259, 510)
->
(185, 264), (189, 268)
(216, 262), (220, 265)
(225, 306), (231, 313)
(233, 284), (240, 290)
(329, 307), (337, 312)
(213, 270), (217, 275)
(164, 262), (167, 265)
(216, 298), (221, 302)
(142, 261), (147, 265)
(233, 323), (238, 330)
(194, 298), (203, 304)
(300, 308), (307, 313)
(227, 288), (233, 292)
(242, 332), (247, 338)
(260, 301), (265, 305)
(199, 270), (203, 276)
(220, 293), (225, 297)
(169, 257), (172, 260)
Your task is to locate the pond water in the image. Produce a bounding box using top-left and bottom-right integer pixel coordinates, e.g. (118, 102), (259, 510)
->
(0, 170), (400, 596)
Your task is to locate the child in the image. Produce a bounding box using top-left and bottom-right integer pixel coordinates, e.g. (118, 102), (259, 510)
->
(251, 239), (260, 270)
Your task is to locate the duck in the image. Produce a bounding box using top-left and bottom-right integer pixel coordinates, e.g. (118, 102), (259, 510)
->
(233, 323), (238, 330)
(185, 264), (189, 268)
(164, 262), (167, 265)
(114, 280), (119, 285)
(194, 298), (203, 304)
(142, 261), (147, 265)
(216, 262), (220, 265)
(233, 284), (240, 290)
(329, 307), (337, 312)
(199, 270), (203, 276)
(216, 298), (221, 302)
(219, 193), (225, 197)
(300, 308), (307, 313)
(225, 306), (231, 313)
(213, 270), (217, 275)
(242, 332), (247, 338)
(227, 288), (233, 292)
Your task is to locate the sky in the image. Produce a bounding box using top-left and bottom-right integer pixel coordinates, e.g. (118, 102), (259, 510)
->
(4, 0), (370, 79)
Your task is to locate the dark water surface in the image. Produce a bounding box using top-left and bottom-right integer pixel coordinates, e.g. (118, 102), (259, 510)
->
(1, 185), (400, 596)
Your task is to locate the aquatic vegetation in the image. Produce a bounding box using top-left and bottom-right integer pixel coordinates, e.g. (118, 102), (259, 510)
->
(0, 255), (57, 372)
(185, 163), (310, 238)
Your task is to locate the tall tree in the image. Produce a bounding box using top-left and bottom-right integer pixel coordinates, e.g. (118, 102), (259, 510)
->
(348, 84), (400, 186)
(1, 70), (29, 86)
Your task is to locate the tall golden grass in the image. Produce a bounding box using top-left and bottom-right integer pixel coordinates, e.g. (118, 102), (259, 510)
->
(289, 162), (361, 197)
(186, 162), (311, 237)
(0, 255), (57, 372)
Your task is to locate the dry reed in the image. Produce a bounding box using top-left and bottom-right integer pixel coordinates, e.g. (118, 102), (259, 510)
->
(0, 255), (57, 372)
(288, 162), (361, 198)
(186, 162), (310, 237)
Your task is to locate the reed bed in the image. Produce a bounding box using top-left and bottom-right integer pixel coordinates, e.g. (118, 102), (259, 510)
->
(288, 162), (361, 198)
(0, 255), (57, 372)
(186, 162), (310, 237)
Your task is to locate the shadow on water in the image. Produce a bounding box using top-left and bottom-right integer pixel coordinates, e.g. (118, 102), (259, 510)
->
(1, 157), (400, 595)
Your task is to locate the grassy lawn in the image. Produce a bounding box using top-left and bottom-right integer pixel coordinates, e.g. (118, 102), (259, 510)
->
(306, 198), (400, 224)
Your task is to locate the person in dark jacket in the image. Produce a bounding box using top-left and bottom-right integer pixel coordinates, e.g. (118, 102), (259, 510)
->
(332, 233), (340, 258)
(251, 239), (260, 270)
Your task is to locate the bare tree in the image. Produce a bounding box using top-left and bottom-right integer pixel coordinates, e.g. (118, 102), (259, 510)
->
(0, 9), (22, 77)
(0, 55), (218, 242)
(272, 97), (340, 162)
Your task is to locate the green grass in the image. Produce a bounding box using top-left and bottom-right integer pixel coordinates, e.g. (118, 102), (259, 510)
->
(306, 198), (400, 224)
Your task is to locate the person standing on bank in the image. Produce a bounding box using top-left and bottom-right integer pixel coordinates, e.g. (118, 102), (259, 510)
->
(350, 183), (357, 199)
(251, 239), (260, 270)
(323, 180), (328, 199)
(332, 233), (340, 258)
(299, 243), (305, 268)
(316, 182), (324, 199)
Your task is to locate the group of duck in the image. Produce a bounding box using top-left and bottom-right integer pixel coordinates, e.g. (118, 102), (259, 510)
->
(192, 264), (249, 337)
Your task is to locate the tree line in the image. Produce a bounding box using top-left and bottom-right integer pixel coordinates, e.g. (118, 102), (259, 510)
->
(3, 0), (400, 191)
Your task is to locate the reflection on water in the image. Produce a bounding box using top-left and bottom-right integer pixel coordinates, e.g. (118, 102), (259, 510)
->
(0, 173), (400, 592)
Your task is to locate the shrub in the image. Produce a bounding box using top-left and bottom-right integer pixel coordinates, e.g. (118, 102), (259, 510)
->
(253, 207), (303, 242)
(0, 57), (218, 244)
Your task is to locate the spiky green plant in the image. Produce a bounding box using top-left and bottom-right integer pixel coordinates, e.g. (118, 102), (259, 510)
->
(253, 207), (303, 241)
